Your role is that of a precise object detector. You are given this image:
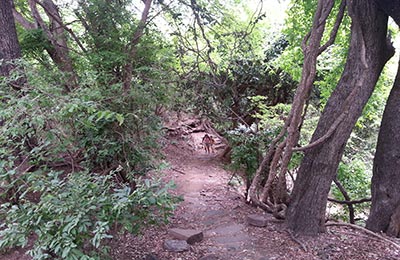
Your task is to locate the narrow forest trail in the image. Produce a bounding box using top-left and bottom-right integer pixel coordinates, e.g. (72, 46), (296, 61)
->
(109, 120), (308, 260)
(109, 116), (400, 260)
(156, 131), (281, 260)
(162, 132), (265, 259)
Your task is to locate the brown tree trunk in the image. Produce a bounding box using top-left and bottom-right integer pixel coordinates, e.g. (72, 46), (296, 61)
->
(1, 0), (27, 204)
(387, 205), (400, 237)
(122, 0), (152, 95)
(286, 0), (394, 236)
(0, 0), (24, 86)
(365, 0), (400, 238)
(366, 56), (400, 236)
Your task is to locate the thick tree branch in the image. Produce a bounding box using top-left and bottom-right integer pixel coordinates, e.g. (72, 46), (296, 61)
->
(37, 0), (87, 53)
(293, 112), (346, 152)
(12, 9), (36, 29)
(319, 0), (346, 54)
(123, 0), (153, 94)
(28, 0), (53, 44)
(328, 197), (371, 205)
(293, 72), (361, 152)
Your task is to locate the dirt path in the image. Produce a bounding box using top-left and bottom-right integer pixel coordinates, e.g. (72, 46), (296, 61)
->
(165, 132), (258, 259)
(159, 132), (269, 260)
(109, 130), (400, 260)
(110, 131), (285, 260)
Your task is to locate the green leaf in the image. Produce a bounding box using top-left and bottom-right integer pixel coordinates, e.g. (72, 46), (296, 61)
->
(115, 114), (124, 125)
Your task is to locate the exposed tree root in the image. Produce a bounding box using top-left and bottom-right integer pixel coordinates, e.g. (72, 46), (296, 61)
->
(326, 222), (400, 250)
(286, 229), (308, 252)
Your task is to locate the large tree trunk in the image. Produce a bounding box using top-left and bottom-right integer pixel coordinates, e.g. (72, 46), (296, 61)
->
(366, 51), (400, 237)
(286, 0), (394, 236)
(1, 0), (27, 204)
(0, 0), (24, 83)
(365, 0), (400, 238)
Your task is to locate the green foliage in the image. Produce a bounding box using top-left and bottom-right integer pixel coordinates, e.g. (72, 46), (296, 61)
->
(19, 29), (52, 59)
(0, 62), (179, 259)
(227, 131), (261, 178)
(330, 159), (371, 222)
(335, 160), (371, 200)
(165, 0), (291, 121)
(226, 96), (287, 185)
(279, 0), (351, 105)
(73, 0), (178, 86)
(250, 96), (291, 129)
(0, 171), (177, 259)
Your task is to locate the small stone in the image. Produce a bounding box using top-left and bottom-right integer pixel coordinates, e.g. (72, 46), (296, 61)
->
(145, 254), (159, 260)
(198, 254), (219, 260)
(164, 239), (190, 252)
(168, 228), (204, 244)
(247, 214), (269, 227)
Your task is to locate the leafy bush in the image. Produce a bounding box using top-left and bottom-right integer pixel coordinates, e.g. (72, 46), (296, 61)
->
(227, 130), (262, 179)
(224, 96), (288, 190)
(0, 171), (177, 259)
(226, 118), (283, 192)
(330, 159), (371, 222)
(0, 64), (179, 259)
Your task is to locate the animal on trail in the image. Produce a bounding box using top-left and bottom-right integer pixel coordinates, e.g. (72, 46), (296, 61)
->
(202, 134), (215, 154)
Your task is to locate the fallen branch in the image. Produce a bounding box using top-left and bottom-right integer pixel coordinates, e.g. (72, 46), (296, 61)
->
(326, 222), (400, 250)
(172, 168), (186, 175)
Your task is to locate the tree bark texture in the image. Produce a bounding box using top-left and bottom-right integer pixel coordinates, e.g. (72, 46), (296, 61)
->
(0, 0), (23, 78)
(374, 0), (400, 25)
(286, 0), (394, 236)
(366, 56), (400, 236)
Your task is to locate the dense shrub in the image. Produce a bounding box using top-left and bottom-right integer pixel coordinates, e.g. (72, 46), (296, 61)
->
(0, 64), (179, 259)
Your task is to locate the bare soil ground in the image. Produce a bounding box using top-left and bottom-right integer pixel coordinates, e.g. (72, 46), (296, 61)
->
(2, 115), (400, 260)
(107, 121), (400, 260)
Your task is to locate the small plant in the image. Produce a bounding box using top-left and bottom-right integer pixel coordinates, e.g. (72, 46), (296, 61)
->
(330, 159), (371, 223)
(226, 123), (280, 196)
